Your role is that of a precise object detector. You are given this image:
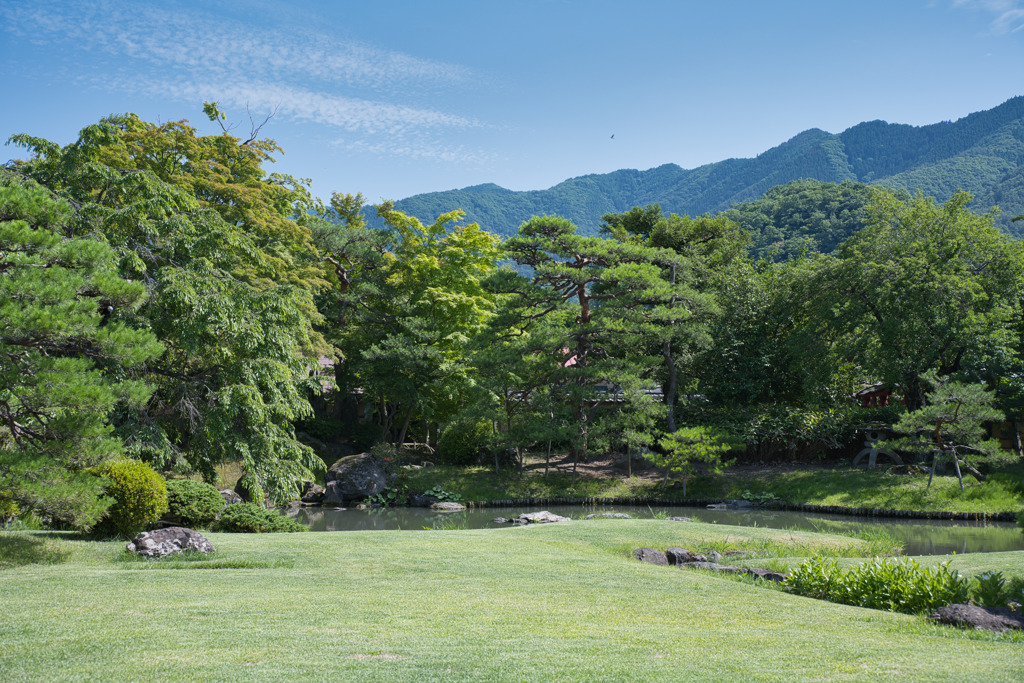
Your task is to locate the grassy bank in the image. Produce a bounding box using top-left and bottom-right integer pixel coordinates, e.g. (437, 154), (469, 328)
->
(400, 456), (1024, 515)
(2, 522), (1021, 681)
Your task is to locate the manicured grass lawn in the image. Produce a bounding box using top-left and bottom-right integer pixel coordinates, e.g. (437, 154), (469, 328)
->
(1, 522), (1021, 682)
(402, 457), (1024, 515)
(695, 464), (1024, 515)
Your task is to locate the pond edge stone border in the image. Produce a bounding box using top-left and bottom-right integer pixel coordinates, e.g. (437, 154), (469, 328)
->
(449, 497), (1016, 522)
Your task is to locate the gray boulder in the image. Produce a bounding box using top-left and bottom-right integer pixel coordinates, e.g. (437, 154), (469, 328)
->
(127, 527), (215, 558)
(928, 604), (1024, 632)
(220, 489), (242, 505)
(300, 483), (325, 505)
(323, 454), (388, 505)
(633, 548), (669, 565)
(584, 512), (632, 520)
(707, 499), (755, 510)
(743, 567), (791, 582)
(431, 502), (467, 511)
(665, 547), (695, 565)
(518, 510), (570, 524)
(676, 560), (791, 582)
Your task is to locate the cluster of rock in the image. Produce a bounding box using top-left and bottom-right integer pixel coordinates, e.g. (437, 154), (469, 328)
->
(633, 546), (790, 582)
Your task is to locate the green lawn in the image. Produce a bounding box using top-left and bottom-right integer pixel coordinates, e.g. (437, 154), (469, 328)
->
(401, 458), (1024, 515)
(1, 522), (1021, 682)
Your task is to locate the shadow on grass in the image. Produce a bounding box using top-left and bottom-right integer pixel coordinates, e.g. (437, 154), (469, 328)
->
(0, 533), (74, 570)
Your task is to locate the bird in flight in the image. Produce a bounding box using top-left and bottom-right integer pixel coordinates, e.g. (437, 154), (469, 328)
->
(610, 134), (615, 139)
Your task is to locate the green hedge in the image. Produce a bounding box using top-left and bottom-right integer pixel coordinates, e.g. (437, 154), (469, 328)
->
(212, 503), (306, 533)
(165, 479), (224, 528)
(91, 460), (168, 538)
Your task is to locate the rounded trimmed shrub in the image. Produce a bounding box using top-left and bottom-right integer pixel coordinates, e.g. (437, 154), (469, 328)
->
(91, 460), (168, 538)
(165, 479), (225, 528)
(212, 503), (306, 533)
(437, 420), (491, 466)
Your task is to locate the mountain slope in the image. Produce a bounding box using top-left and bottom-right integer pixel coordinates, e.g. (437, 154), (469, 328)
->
(385, 96), (1024, 238)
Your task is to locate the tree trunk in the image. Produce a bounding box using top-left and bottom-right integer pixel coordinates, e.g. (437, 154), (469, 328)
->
(904, 374), (927, 411)
(663, 339), (678, 433)
(394, 404), (415, 448)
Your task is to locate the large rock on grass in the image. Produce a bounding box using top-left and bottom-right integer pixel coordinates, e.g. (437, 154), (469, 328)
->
(323, 454), (388, 505)
(127, 527), (215, 558)
(633, 548), (669, 565)
(928, 604), (1024, 632)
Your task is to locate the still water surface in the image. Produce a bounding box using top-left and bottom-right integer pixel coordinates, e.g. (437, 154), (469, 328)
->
(287, 504), (1024, 556)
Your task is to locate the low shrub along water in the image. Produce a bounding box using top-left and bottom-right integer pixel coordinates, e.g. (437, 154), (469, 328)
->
(212, 502), (306, 533)
(785, 556), (979, 614)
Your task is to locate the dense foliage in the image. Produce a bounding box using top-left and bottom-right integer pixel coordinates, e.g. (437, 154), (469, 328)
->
(6, 109), (327, 506)
(90, 459), (168, 538)
(4, 103), (1024, 531)
(213, 502), (306, 533)
(164, 479), (225, 528)
(785, 556), (972, 614)
(0, 177), (161, 530)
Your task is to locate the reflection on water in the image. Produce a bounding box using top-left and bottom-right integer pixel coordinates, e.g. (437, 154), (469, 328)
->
(286, 504), (1024, 556)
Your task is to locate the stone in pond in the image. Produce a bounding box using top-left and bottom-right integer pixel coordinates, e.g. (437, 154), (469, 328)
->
(323, 453), (388, 505)
(584, 512), (631, 520)
(518, 511), (570, 524)
(431, 502), (467, 511)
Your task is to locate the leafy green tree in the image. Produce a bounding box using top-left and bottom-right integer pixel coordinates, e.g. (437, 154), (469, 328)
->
(823, 189), (1024, 409)
(0, 176), (161, 528)
(7, 110), (330, 503)
(891, 371), (1012, 490)
(325, 202), (501, 447)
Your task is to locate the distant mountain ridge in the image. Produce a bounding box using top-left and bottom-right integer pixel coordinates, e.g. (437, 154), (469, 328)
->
(384, 96), (1024, 238)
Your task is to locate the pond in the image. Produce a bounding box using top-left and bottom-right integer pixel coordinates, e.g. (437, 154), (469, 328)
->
(286, 504), (1024, 556)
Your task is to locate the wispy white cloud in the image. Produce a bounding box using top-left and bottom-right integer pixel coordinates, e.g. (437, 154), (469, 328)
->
(1, 0), (472, 90)
(0, 0), (490, 164)
(121, 78), (482, 135)
(952, 0), (1024, 33)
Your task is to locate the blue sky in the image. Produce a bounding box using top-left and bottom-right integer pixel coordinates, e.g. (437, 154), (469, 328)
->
(2, 0), (1023, 204)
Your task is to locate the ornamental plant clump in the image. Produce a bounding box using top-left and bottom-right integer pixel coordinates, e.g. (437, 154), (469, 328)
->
(90, 460), (169, 539)
(785, 556), (973, 614)
(212, 503), (306, 533)
(164, 479), (225, 528)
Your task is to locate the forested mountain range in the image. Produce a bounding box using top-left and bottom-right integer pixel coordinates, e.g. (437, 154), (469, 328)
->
(381, 96), (1024, 240)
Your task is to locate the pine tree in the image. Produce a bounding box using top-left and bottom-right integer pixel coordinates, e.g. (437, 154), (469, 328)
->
(0, 176), (161, 528)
